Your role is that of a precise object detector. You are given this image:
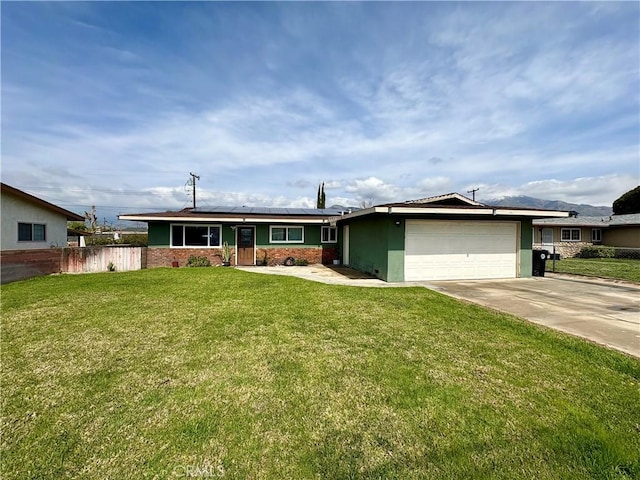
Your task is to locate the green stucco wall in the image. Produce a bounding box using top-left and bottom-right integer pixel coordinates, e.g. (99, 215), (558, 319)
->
(345, 216), (405, 282)
(519, 219), (533, 277)
(386, 220), (405, 282)
(148, 222), (170, 247)
(254, 224), (327, 248)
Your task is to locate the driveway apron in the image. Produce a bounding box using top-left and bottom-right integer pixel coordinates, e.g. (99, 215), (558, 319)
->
(425, 275), (640, 358)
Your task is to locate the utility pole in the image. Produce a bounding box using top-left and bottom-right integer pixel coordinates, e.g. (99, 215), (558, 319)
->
(467, 187), (479, 201)
(189, 172), (200, 209)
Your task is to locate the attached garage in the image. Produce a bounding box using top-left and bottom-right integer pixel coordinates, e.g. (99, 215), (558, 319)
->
(404, 220), (518, 281)
(333, 192), (569, 282)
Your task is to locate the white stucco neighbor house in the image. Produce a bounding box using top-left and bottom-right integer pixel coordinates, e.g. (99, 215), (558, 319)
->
(1, 183), (84, 251)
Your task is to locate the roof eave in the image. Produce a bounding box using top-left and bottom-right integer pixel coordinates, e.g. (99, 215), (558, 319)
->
(1, 183), (84, 221)
(333, 206), (569, 221)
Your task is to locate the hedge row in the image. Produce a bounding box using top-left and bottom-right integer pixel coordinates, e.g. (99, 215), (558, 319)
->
(579, 246), (640, 260)
(85, 234), (148, 247)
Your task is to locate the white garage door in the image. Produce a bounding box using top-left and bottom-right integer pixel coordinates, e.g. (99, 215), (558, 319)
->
(404, 220), (518, 281)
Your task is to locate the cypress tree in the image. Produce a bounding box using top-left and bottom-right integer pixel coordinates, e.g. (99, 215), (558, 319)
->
(316, 182), (326, 209)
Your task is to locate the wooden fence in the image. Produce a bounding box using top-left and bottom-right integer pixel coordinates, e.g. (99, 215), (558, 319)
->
(62, 246), (147, 273)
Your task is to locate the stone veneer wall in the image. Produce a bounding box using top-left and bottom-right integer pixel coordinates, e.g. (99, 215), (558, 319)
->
(148, 247), (339, 268)
(533, 242), (592, 258)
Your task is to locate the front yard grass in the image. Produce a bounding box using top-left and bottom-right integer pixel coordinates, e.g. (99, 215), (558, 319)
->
(546, 257), (640, 283)
(2, 268), (639, 479)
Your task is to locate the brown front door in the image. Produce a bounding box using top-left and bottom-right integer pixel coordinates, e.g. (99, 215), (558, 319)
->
(236, 226), (255, 265)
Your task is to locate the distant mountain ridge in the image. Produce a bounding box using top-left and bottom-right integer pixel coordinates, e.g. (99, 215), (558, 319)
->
(482, 196), (612, 217)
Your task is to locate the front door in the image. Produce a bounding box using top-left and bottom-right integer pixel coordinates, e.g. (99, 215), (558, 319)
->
(236, 226), (255, 266)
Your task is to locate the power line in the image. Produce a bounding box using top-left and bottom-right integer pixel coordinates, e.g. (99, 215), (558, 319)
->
(189, 172), (200, 209)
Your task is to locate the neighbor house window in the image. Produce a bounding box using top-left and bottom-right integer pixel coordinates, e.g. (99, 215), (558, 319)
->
(269, 226), (304, 243)
(321, 226), (337, 243)
(171, 224), (221, 247)
(561, 228), (581, 242)
(18, 222), (46, 242)
(591, 228), (602, 243)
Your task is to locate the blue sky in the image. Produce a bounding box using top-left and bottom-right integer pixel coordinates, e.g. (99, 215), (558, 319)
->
(2, 2), (638, 223)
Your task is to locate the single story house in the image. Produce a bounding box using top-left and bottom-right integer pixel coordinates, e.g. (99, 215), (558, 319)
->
(1, 183), (84, 251)
(121, 193), (568, 281)
(533, 214), (640, 257)
(330, 193), (568, 281)
(119, 206), (345, 268)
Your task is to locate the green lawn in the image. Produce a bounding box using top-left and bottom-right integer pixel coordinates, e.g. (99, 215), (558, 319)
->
(546, 257), (640, 283)
(2, 269), (639, 479)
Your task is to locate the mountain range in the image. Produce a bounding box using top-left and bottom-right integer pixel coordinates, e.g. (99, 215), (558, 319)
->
(482, 196), (612, 217)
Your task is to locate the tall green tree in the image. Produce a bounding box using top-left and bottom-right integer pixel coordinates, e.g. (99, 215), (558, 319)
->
(316, 182), (326, 209)
(613, 186), (640, 215)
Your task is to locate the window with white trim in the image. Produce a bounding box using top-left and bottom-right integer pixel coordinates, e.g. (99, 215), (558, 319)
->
(171, 224), (221, 247)
(591, 228), (602, 243)
(269, 226), (304, 243)
(18, 222), (46, 242)
(321, 226), (337, 243)
(561, 228), (581, 242)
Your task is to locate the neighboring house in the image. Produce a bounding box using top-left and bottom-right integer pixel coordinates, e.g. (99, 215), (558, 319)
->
(533, 214), (640, 257)
(121, 193), (568, 281)
(331, 193), (568, 282)
(1, 183), (84, 250)
(118, 206), (345, 267)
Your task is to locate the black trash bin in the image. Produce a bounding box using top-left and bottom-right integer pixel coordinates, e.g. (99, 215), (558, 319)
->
(532, 249), (549, 277)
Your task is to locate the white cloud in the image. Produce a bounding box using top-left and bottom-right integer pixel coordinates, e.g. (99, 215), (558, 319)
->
(345, 176), (402, 203)
(2, 2), (638, 222)
(417, 176), (452, 193)
(476, 174), (637, 206)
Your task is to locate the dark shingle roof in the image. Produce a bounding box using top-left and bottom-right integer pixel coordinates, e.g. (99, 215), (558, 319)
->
(191, 206), (344, 216)
(533, 214), (640, 227)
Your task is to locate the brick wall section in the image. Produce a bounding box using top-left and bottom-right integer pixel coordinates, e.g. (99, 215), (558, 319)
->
(147, 247), (229, 268)
(1, 248), (62, 284)
(148, 246), (339, 267)
(321, 247), (339, 264)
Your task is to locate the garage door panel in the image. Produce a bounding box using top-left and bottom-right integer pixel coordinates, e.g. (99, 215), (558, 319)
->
(404, 220), (518, 281)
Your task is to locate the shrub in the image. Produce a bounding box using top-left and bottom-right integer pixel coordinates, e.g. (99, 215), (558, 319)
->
(614, 249), (640, 260)
(294, 258), (309, 266)
(579, 246), (615, 258)
(186, 255), (211, 267)
(86, 236), (116, 246)
(121, 234), (148, 246)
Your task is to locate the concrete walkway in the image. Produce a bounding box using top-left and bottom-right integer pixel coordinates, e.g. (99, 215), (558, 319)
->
(236, 265), (640, 358)
(235, 265), (392, 287)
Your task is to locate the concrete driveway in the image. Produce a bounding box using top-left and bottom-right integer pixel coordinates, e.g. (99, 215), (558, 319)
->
(426, 274), (640, 358)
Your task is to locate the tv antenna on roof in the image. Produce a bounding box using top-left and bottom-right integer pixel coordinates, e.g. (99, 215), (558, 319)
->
(467, 187), (479, 201)
(188, 172), (200, 209)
